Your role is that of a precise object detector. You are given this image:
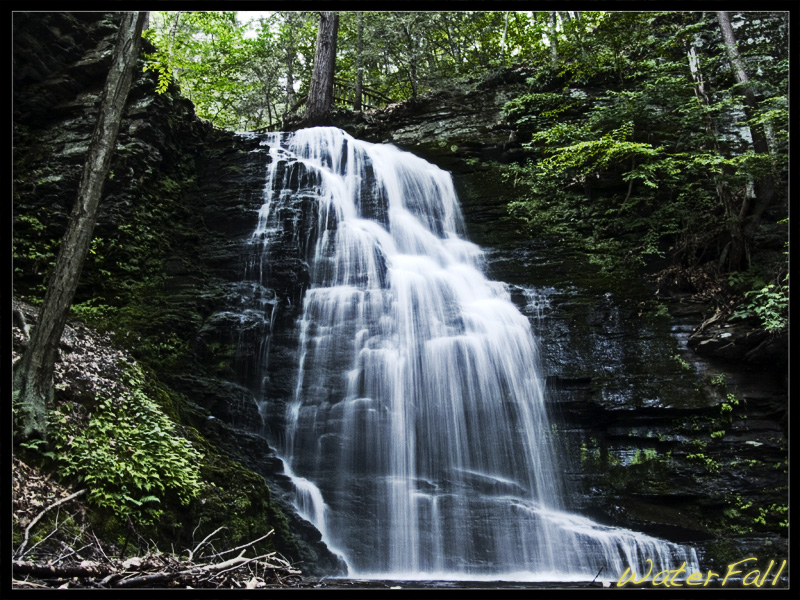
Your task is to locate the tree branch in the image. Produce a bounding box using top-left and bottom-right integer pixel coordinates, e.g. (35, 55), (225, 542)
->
(15, 489), (87, 559)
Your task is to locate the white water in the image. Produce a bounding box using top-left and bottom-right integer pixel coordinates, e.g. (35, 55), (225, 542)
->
(251, 127), (699, 581)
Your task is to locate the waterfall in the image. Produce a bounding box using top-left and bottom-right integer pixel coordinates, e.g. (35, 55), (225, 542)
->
(249, 127), (698, 581)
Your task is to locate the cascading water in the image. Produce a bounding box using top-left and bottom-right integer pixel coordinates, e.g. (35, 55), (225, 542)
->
(249, 127), (698, 581)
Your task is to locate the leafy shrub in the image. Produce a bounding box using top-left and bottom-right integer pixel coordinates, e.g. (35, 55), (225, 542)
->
(731, 275), (788, 331)
(47, 367), (204, 526)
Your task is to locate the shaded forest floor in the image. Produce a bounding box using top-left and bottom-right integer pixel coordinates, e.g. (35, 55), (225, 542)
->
(12, 454), (303, 590)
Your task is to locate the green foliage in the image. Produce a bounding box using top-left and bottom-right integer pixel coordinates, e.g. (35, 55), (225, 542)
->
(504, 92), (572, 128)
(631, 448), (659, 465)
(69, 298), (117, 325)
(502, 11), (788, 275)
(672, 354), (691, 371)
(143, 11), (637, 127)
(723, 496), (788, 533)
(337, 11), (538, 103)
(144, 11), (290, 131)
(731, 275), (788, 331)
(539, 121), (660, 177)
(686, 452), (720, 473)
(46, 364), (203, 526)
(12, 213), (61, 296)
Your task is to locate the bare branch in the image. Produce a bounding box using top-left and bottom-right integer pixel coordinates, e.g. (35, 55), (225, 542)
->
(205, 530), (274, 560)
(53, 542), (92, 565)
(12, 579), (51, 588)
(187, 525), (226, 561)
(15, 489), (87, 559)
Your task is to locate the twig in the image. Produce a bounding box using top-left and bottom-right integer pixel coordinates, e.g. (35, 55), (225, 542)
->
(22, 515), (63, 558)
(119, 514), (134, 560)
(187, 526), (226, 561)
(206, 549), (247, 571)
(15, 489), (86, 559)
(91, 530), (114, 565)
(591, 565), (605, 585)
(12, 579), (51, 588)
(52, 542), (92, 565)
(191, 520), (204, 542)
(205, 530), (274, 560)
(210, 552), (274, 579)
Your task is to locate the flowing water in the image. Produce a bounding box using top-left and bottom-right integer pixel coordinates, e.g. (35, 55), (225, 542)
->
(247, 127), (698, 581)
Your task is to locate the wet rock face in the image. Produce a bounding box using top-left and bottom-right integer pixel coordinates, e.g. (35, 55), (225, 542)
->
(688, 320), (788, 369)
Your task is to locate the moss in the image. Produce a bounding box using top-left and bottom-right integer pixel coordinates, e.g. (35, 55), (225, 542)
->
(175, 426), (299, 561)
(704, 539), (740, 568)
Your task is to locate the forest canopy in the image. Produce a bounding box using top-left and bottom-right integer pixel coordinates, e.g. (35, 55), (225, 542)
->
(144, 10), (607, 131)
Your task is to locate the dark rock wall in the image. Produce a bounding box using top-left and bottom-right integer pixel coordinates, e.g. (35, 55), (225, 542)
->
(334, 68), (532, 163)
(13, 12), (341, 575)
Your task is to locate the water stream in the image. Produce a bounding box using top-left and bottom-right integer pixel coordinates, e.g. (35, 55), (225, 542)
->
(246, 127), (698, 581)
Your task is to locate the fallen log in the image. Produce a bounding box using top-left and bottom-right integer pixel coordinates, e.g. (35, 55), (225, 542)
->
(13, 560), (112, 579)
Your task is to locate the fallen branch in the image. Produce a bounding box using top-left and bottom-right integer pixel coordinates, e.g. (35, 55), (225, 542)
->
(13, 560), (113, 579)
(207, 552), (273, 578)
(14, 489), (87, 559)
(187, 525), (226, 561)
(12, 579), (51, 588)
(205, 530), (274, 560)
(12, 530), (300, 590)
(113, 550), (261, 588)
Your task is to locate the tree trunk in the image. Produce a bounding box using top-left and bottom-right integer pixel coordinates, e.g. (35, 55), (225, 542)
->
(402, 23), (418, 101)
(500, 12), (509, 64)
(549, 12), (558, 68)
(303, 11), (339, 126)
(686, 36), (739, 270)
(716, 11), (776, 270)
(13, 12), (147, 440)
(353, 12), (364, 111)
(283, 13), (297, 120)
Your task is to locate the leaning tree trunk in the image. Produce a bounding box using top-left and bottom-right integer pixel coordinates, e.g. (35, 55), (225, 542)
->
(303, 11), (339, 126)
(13, 12), (147, 440)
(716, 11), (776, 270)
